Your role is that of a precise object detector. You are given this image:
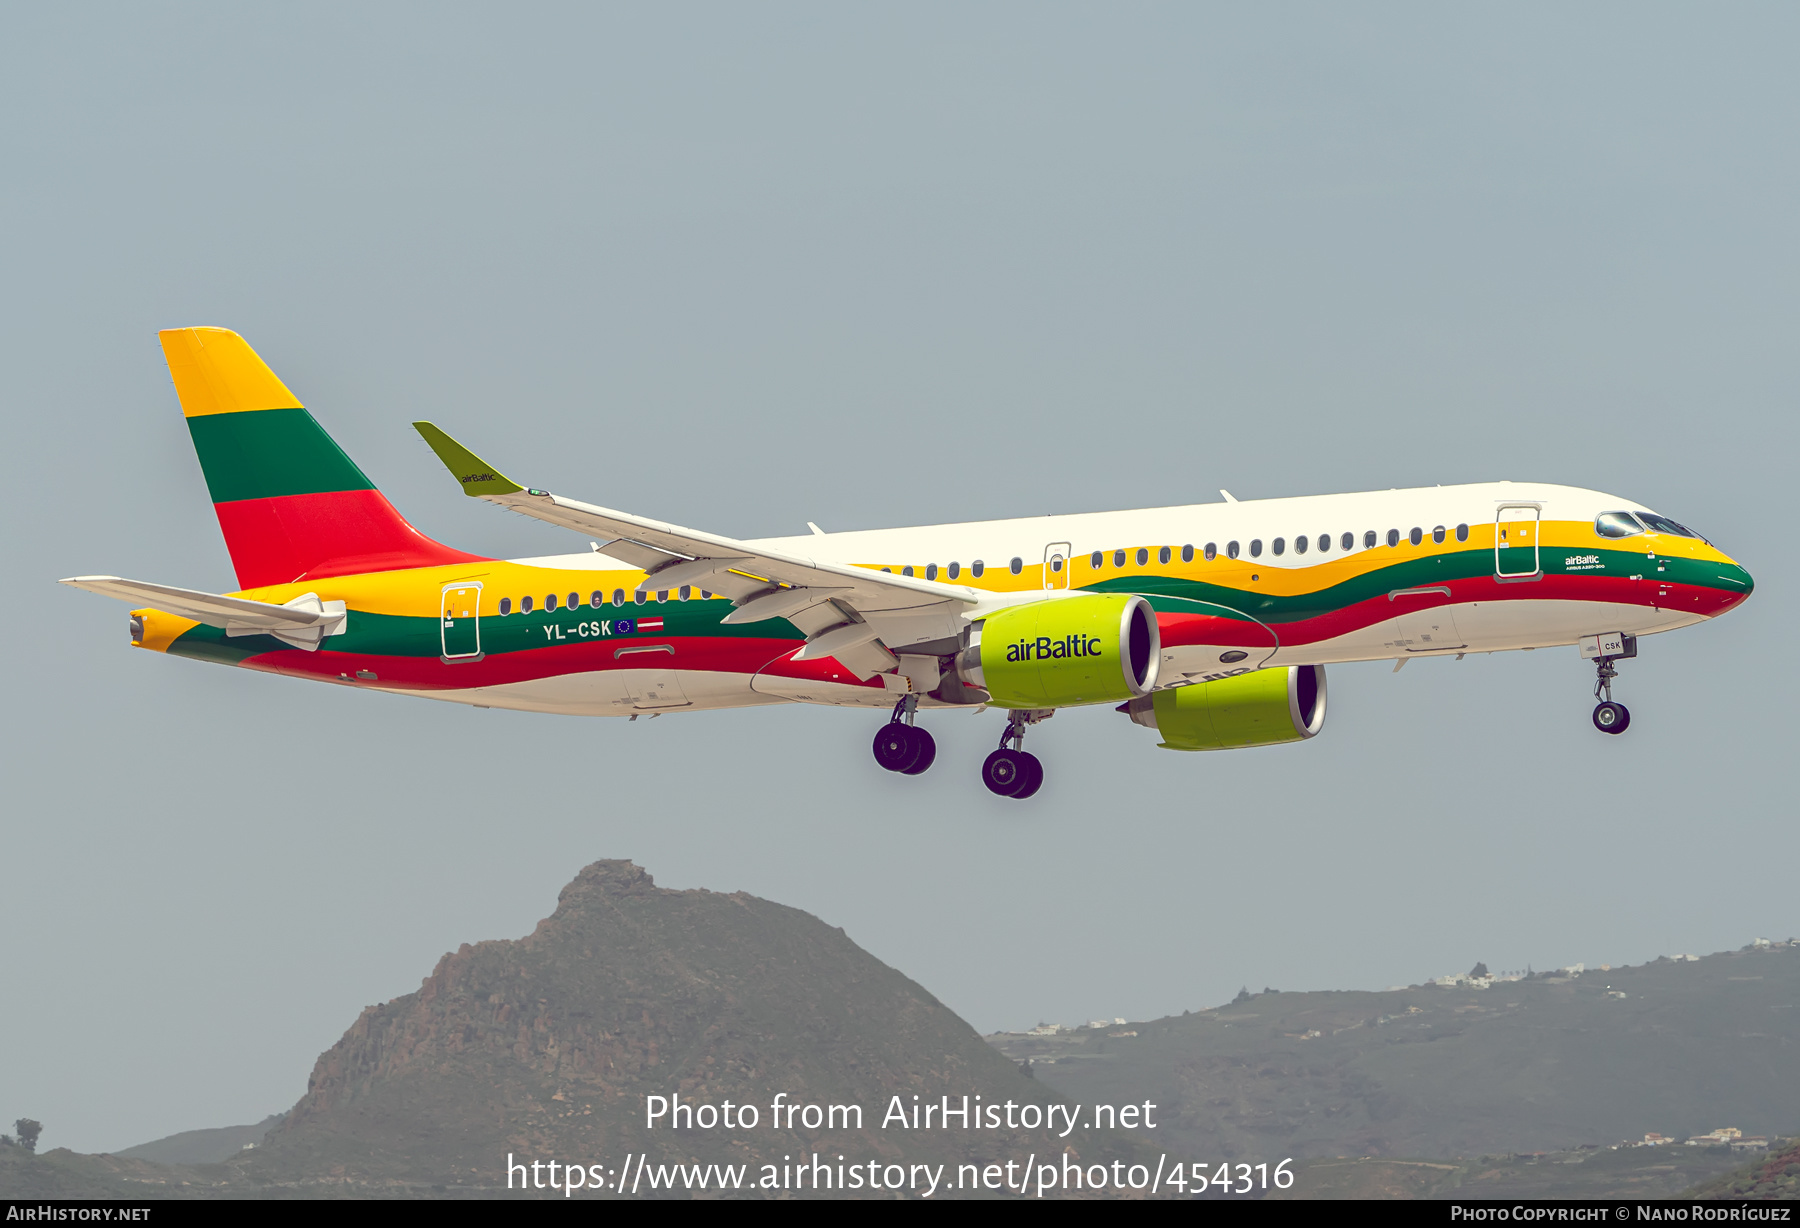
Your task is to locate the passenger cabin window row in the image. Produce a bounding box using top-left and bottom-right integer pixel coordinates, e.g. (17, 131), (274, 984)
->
(864, 519), (1482, 591)
(496, 586), (715, 616)
(1080, 524), (1471, 568)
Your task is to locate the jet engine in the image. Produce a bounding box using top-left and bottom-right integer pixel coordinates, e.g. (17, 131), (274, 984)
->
(957, 594), (1160, 709)
(1121, 665), (1326, 751)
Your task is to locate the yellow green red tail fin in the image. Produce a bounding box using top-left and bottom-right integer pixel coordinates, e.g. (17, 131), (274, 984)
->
(159, 327), (483, 588)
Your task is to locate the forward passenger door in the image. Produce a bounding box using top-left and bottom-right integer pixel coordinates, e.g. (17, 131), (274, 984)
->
(1495, 506), (1541, 579)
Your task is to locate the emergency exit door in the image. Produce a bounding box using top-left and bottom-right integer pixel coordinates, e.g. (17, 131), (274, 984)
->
(441, 582), (483, 660)
(1043, 542), (1071, 591)
(1495, 506), (1540, 578)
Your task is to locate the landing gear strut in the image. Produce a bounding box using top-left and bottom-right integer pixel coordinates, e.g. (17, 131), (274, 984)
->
(983, 710), (1049, 799)
(872, 696), (936, 775)
(1590, 641), (1634, 735)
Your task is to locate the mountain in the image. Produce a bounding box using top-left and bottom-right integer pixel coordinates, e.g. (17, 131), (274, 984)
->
(1, 860), (1151, 1198)
(116, 1115), (285, 1166)
(992, 942), (1800, 1162)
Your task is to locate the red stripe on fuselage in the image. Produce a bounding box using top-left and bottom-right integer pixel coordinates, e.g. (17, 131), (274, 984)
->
(232, 634), (840, 691)
(213, 489), (487, 590)
(1157, 575), (1748, 649)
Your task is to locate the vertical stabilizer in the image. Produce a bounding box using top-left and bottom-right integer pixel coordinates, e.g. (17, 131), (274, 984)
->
(159, 328), (483, 589)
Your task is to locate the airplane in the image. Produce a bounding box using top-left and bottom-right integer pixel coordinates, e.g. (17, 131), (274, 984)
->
(64, 328), (1754, 799)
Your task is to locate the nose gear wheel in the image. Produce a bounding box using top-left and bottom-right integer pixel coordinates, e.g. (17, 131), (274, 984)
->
(1590, 644), (1634, 735)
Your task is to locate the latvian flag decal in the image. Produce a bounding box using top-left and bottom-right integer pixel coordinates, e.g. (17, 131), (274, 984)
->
(635, 617), (665, 632)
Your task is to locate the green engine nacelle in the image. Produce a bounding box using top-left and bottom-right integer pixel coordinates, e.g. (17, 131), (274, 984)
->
(1122, 665), (1327, 751)
(960, 594), (1161, 709)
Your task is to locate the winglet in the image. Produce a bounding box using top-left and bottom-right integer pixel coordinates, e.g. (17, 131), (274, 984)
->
(412, 422), (525, 497)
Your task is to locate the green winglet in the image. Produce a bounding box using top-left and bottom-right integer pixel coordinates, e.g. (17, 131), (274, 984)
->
(412, 421), (525, 497)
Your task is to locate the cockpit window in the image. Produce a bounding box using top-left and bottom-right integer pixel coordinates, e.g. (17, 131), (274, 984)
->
(1636, 512), (1703, 539)
(1594, 512), (1645, 539)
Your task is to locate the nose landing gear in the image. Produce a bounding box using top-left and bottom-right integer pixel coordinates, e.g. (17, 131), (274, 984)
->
(872, 696), (937, 775)
(983, 709), (1050, 799)
(1587, 634), (1637, 735)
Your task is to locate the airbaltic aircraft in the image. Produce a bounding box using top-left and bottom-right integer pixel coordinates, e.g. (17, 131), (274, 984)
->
(66, 329), (1753, 798)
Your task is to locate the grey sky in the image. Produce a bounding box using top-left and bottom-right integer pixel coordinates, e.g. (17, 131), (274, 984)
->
(3, 3), (1794, 1153)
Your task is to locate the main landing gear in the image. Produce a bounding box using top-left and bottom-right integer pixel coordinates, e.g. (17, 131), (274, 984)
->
(1590, 640), (1635, 735)
(982, 709), (1049, 800)
(870, 701), (1052, 798)
(872, 696), (937, 775)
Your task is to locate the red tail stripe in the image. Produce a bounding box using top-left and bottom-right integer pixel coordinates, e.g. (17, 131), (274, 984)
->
(213, 490), (487, 589)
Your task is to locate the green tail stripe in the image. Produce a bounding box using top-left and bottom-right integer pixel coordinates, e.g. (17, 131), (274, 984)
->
(187, 407), (375, 504)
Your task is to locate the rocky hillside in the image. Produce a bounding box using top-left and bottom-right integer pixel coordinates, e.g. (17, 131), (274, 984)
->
(995, 942), (1800, 1162)
(1684, 1138), (1800, 1200)
(208, 859), (1147, 1196)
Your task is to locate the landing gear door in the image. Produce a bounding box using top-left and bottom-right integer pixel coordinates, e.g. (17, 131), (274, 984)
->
(1495, 505), (1541, 579)
(1043, 542), (1071, 591)
(441, 582), (483, 661)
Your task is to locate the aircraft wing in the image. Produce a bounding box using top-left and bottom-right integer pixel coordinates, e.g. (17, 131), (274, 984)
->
(414, 422), (979, 676)
(60, 576), (347, 650)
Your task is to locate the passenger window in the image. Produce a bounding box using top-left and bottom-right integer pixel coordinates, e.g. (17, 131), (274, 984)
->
(1091, 551), (1103, 569)
(972, 560), (985, 578)
(499, 597), (513, 616)
(1204, 542), (1217, 561)
(1456, 523), (1469, 542)
(1159, 546), (1171, 565)
(634, 591), (646, 605)
(521, 596), (534, 613)
(948, 562), (960, 579)
(1408, 528), (1422, 546)
(1595, 512), (1646, 538)
(1318, 534), (1330, 553)
(1009, 557), (1023, 575)
(1272, 537), (1286, 556)
(925, 563), (938, 581)
(678, 585), (691, 601)
(590, 592), (602, 608)
(1249, 539), (1263, 558)
(657, 590), (669, 603)
(1181, 544), (1194, 563)
(1135, 548), (1148, 566)
(1364, 530), (1377, 549)
(546, 593), (558, 611)
(569, 592), (579, 609)
(613, 589), (625, 607)
(1386, 529), (1400, 547)
(1340, 532), (1352, 551)
(902, 565), (914, 577)
(1226, 541), (1239, 559)
(1432, 526), (1446, 544)
(1294, 535), (1308, 555)
(1113, 549), (1126, 568)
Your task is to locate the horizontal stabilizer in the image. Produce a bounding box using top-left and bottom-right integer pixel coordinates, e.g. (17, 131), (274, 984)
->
(61, 576), (347, 651)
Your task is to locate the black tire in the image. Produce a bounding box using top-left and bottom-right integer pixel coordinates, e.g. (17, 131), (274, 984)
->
(982, 748), (1026, 796)
(873, 724), (922, 772)
(901, 727), (937, 775)
(1592, 701), (1631, 735)
(1011, 752), (1044, 799)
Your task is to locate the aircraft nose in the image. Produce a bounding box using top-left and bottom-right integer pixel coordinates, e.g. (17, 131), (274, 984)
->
(1719, 557), (1754, 607)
